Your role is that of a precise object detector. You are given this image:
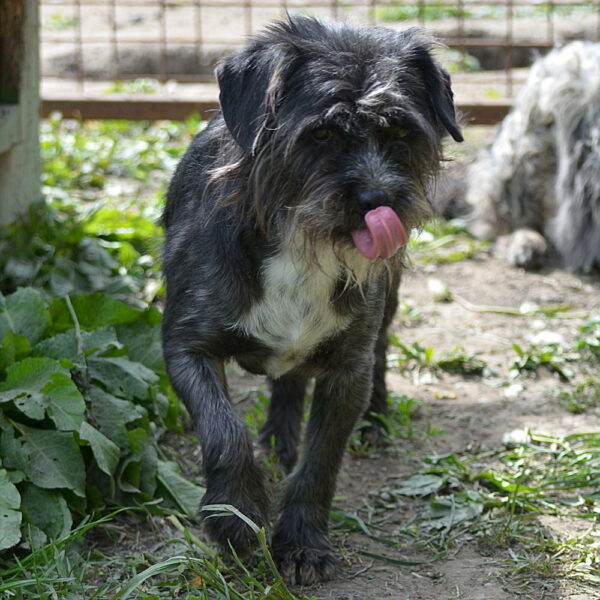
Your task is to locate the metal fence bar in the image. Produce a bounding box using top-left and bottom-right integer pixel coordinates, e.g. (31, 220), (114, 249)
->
(195, 0), (203, 66)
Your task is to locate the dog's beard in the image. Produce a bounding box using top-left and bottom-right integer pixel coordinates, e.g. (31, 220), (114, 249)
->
(251, 137), (435, 242)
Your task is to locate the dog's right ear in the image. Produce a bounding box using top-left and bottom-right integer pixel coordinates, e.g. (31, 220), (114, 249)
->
(216, 47), (283, 152)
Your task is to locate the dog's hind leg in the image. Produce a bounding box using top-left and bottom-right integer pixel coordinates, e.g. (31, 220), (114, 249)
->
(259, 375), (306, 472)
(361, 269), (401, 446)
(164, 348), (270, 556)
(271, 358), (373, 584)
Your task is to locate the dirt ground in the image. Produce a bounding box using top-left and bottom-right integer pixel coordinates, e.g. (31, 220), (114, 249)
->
(320, 256), (600, 600)
(220, 253), (599, 600)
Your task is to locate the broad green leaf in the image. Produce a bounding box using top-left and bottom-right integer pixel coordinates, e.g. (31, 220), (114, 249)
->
(127, 427), (150, 457)
(423, 492), (485, 529)
(0, 357), (54, 420)
(82, 327), (124, 356)
(32, 330), (78, 362)
(79, 421), (120, 477)
(88, 355), (158, 401)
(44, 372), (85, 431)
(116, 320), (164, 374)
(15, 425), (86, 497)
(0, 426), (26, 472)
(0, 288), (50, 345)
(0, 357), (84, 430)
(140, 443), (158, 496)
(50, 293), (142, 332)
(0, 468), (22, 551)
(394, 474), (445, 497)
(157, 460), (204, 519)
(118, 456), (143, 494)
(20, 483), (72, 540)
(87, 387), (145, 448)
(0, 331), (31, 373)
(33, 326), (123, 362)
(83, 208), (161, 241)
(117, 428), (150, 494)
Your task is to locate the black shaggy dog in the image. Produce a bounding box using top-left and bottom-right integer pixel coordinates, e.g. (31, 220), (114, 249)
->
(162, 16), (462, 584)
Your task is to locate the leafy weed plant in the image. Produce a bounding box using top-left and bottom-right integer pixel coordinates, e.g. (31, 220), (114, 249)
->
(559, 378), (600, 414)
(389, 337), (488, 377)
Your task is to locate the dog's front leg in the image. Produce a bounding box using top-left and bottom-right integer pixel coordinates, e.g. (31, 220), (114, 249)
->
(165, 349), (270, 556)
(271, 359), (373, 584)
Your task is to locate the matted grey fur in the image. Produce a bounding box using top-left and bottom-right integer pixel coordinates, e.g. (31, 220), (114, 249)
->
(162, 15), (461, 584)
(462, 41), (600, 272)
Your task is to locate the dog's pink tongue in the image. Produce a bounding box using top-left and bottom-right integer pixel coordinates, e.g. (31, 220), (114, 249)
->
(351, 206), (408, 260)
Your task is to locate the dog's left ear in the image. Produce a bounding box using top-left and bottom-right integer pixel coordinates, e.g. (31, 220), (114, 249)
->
(216, 46), (285, 152)
(410, 44), (464, 142)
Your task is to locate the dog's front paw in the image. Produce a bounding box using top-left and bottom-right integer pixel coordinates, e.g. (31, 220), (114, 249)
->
(502, 229), (548, 270)
(271, 532), (338, 585)
(202, 494), (268, 558)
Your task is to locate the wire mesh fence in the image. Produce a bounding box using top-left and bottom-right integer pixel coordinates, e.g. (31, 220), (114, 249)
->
(40, 0), (600, 122)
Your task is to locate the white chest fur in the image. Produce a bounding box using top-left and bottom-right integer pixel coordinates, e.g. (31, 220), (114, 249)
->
(235, 244), (368, 378)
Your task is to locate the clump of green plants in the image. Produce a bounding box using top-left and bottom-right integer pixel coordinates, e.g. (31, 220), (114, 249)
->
(0, 286), (202, 553)
(350, 392), (424, 456)
(389, 337), (488, 377)
(559, 378), (600, 414)
(576, 312), (600, 359)
(510, 341), (575, 381)
(377, 4), (472, 22)
(510, 314), (600, 382)
(0, 116), (315, 598)
(43, 12), (77, 30)
(107, 78), (163, 95)
(0, 200), (161, 303)
(41, 115), (200, 201)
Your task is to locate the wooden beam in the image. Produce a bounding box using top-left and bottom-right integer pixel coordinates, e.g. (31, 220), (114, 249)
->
(41, 96), (512, 125)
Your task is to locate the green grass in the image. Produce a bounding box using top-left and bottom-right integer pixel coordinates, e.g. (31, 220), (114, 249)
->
(0, 509), (313, 599)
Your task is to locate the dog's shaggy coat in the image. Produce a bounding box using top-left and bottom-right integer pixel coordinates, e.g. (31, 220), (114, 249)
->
(462, 41), (600, 272)
(162, 16), (461, 584)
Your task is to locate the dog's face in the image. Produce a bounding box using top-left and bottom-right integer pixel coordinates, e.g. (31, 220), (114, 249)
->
(215, 18), (462, 259)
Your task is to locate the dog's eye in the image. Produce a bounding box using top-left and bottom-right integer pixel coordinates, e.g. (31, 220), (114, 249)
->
(311, 128), (334, 142)
(390, 128), (411, 141)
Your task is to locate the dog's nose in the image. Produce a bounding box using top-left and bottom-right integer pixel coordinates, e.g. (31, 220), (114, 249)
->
(357, 189), (391, 212)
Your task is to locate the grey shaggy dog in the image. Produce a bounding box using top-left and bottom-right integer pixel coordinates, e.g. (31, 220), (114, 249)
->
(162, 16), (461, 584)
(459, 41), (600, 272)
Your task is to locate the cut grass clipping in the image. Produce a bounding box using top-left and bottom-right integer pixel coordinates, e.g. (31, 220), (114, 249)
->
(335, 431), (600, 585)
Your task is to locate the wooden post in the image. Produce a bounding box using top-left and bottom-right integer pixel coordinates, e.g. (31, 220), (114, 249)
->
(0, 0), (41, 224)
